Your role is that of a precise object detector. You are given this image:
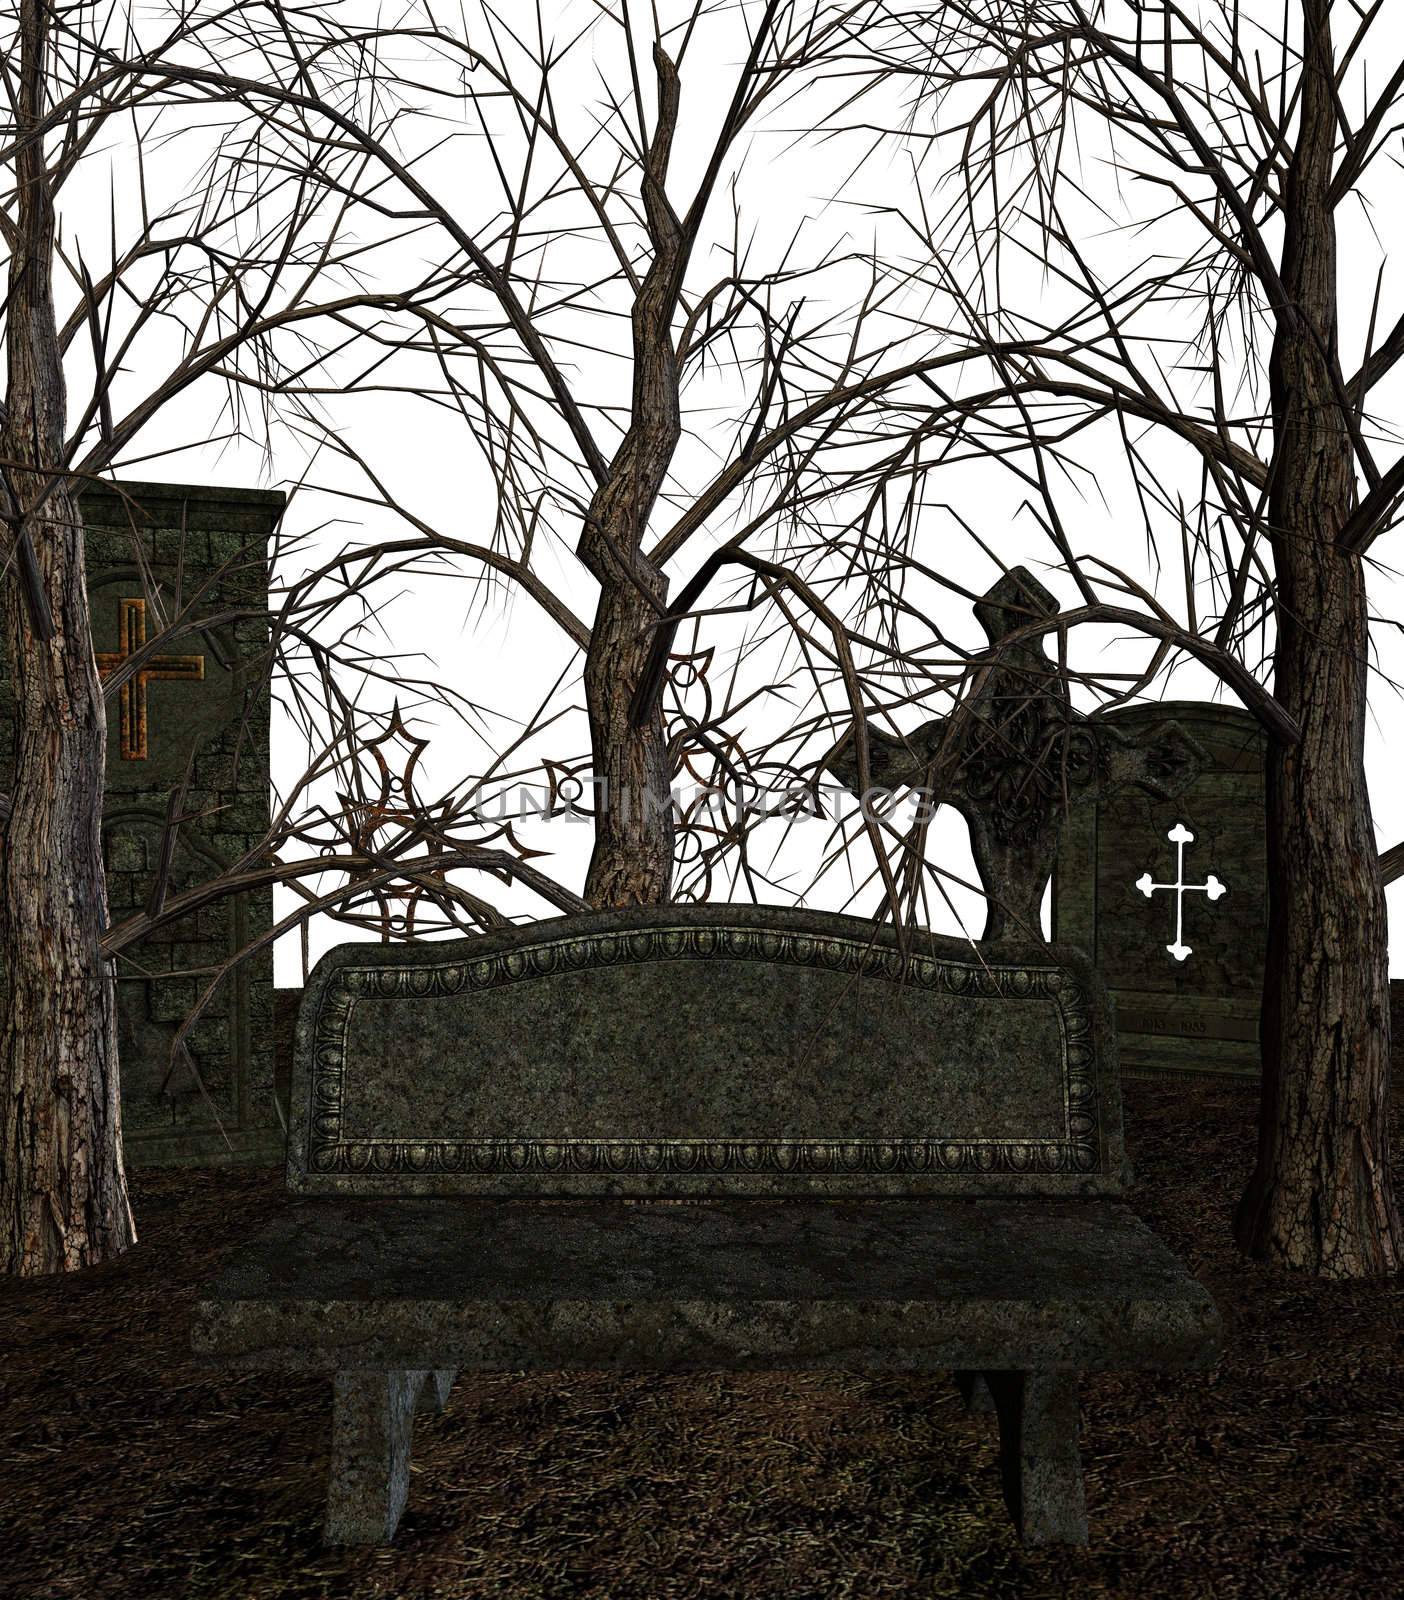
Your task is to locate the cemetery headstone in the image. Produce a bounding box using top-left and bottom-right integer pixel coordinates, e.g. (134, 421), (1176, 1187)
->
(826, 567), (1208, 944)
(1051, 700), (1268, 1078)
(0, 479), (285, 1163)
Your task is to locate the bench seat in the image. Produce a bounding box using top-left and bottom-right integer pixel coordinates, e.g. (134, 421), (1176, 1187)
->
(193, 1196), (1218, 1546)
(193, 1196), (1219, 1371)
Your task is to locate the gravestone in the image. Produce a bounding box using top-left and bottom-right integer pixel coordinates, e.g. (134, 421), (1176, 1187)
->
(826, 567), (1207, 944)
(1051, 700), (1268, 1078)
(0, 479), (285, 1163)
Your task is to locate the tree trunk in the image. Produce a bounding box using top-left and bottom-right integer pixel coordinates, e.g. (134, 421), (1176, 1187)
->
(579, 47), (682, 909)
(1233, 0), (1400, 1278)
(581, 571), (675, 907)
(0, 0), (136, 1275)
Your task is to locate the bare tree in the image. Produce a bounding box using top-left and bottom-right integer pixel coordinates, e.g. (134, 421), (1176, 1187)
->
(5, 0), (971, 1276)
(201, 0), (1404, 1282)
(99, 0), (1257, 921)
(787, 0), (1403, 1279)
(16, 0), (1398, 1286)
(0, 0), (593, 1274)
(94, 1), (977, 899)
(102, 5), (1372, 1038)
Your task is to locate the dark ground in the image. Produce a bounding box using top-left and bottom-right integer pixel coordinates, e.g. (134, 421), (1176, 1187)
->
(2, 998), (1403, 1600)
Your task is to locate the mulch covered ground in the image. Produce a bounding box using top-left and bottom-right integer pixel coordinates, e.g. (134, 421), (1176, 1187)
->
(2, 1011), (1402, 1599)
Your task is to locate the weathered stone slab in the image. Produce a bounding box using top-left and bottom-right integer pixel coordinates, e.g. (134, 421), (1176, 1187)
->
(288, 904), (1129, 1199)
(191, 1196), (1222, 1373)
(1052, 700), (1267, 1078)
(0, 479), (285, 1164)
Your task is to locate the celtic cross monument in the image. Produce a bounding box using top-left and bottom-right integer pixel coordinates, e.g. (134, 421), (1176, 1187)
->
(825, 567), (1209, 947)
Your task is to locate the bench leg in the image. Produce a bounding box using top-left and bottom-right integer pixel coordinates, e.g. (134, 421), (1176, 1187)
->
(416, 1368), (457, 1414)
(982, 1371), (1088, 1546)
(325, 1370), (434, 1544)
(954, 1371), (996, 1413)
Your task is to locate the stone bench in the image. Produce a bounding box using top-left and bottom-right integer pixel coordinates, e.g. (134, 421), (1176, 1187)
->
(190, 903), (1223, 1548)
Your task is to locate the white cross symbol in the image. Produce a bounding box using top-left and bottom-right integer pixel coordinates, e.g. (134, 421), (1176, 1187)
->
(1135, 822), (1227, 963)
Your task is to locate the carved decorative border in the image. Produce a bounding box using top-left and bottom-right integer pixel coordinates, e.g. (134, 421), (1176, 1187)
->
(303, 923), (1101, 1178)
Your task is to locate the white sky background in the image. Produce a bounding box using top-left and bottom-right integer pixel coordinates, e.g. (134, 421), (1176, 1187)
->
(44, 0), (1404, 981)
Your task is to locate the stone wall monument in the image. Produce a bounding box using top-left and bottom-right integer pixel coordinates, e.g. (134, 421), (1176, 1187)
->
(0, 479), (285, 1164)
(1051, 700), (1268, 1078)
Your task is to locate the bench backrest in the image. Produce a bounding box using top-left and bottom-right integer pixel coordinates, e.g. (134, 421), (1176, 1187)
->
(288, 904), (1129, 1199)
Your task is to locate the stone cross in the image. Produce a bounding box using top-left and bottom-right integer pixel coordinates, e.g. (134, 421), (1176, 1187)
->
(1135, 822), (1227, 963)
(826, 567), (1207, 944)
(94, 597), (205, 760)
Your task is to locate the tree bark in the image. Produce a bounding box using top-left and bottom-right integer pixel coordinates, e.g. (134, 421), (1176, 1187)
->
(0, 0), (136, 1275)
(1233, 0), (1401, 1278)
(581, 571), (675, 907)
(579, 47), (682, 908)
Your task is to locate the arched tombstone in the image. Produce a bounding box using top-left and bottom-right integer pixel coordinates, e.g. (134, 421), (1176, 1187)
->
(1051, 701), (1268, 1078)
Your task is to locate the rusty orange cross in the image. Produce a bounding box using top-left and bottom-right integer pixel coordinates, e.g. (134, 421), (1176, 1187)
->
(94, 598), (205, 760)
